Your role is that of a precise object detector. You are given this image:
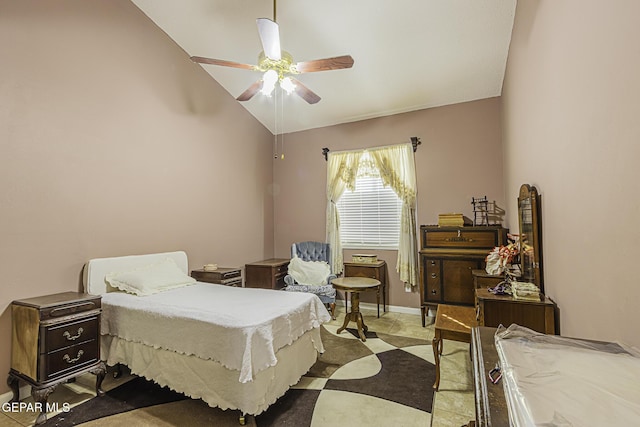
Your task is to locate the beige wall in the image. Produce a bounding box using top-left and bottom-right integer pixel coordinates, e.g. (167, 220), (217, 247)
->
(502, 1), (640, 346)
(273, 98), (504, 309)
(0, 0), (274, 393)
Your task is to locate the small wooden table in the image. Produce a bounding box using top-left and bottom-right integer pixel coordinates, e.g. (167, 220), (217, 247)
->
(331, 277), (381, 341)
(432, 304), (477, 391)
(343, 260), (387, 317)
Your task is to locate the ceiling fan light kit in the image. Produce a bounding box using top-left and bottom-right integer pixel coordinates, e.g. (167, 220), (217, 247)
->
(191, 9), (353, 105)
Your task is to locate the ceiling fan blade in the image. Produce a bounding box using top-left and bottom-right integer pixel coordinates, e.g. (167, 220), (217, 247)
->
(256, 18), (281, 61)
(191, 56), (256, 70)
(290, 78), (321, 104)
(236, 79), (264, 102)
(294, 55), (354, 73)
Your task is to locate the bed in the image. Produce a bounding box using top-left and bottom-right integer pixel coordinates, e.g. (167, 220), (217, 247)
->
(83, 251), (331, 421)
(471, 325), (640, 427)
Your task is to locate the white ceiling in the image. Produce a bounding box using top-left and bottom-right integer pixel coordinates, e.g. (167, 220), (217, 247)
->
(132, 0), (517, 135)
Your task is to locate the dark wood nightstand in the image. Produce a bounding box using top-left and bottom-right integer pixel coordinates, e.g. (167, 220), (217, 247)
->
(191, 268), (242, 286)
(343, 260), (387, 317)
(7, 292), (106, 425)
(245, 259), (290, 289)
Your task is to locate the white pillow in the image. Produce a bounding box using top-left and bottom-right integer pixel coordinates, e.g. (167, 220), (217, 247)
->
(105, 258), (196, 296)
(288, 256), (331, 286)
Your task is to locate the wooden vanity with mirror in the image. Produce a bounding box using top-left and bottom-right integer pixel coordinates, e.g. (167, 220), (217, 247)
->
(474, 184), (557, 335)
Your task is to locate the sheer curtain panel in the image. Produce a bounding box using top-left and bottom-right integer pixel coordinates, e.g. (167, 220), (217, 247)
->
(326, 151), (361, 274)
(369, 143), (419, 291)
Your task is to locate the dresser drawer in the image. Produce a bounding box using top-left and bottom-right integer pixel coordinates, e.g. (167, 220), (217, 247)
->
(424, 259), (441, 302)
(42, 339), (99, 380)
(40, 299), (101, 321)
(275, 262), (289, 276)
(421, 226), (507, 250)
(42, 315), (99, 353)
(344, 264), (382, 280)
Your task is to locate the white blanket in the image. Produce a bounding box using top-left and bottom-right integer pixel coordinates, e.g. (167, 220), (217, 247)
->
(288, 256), (331, 286)
(101, 283), (330, 383)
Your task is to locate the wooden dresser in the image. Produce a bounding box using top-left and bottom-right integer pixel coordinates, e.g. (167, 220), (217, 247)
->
(244, 258), (290, 289)
(191, 267), (242, 287)
(8, 292), (106, 425)
(419, 225), (508, 326)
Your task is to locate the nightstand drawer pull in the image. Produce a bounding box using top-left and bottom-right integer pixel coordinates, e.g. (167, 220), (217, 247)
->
(63, 350), (84, 364)
(431, 273), (437, 279)
(63, 327), (84, 341)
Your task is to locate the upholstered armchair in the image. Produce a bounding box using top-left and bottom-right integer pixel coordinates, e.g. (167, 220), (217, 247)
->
(283, 241), (337, 319)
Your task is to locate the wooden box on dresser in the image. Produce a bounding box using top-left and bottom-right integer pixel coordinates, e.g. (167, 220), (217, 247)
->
(419, 225), (507, 326)
(7, 292), (106, 425)
(244, 258), (290, 289)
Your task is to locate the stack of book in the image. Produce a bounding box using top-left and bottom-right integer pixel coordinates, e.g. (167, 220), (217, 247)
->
(438, 213), (473, 227)
(512, 281), (541, 301)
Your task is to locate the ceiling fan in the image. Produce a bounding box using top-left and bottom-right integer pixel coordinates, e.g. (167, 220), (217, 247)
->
(190, 2), (354, 104)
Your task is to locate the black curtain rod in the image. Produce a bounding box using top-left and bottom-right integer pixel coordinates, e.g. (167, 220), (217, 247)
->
(322, 137), (421, 161)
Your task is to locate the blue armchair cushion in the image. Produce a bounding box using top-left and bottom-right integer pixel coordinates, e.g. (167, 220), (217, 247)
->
(283, 241), (336, 303)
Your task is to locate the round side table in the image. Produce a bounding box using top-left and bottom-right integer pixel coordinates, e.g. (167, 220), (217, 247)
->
(331, 277), (381, 341)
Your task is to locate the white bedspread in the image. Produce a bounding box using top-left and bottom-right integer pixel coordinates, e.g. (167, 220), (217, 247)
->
(101, 283), (330, 383)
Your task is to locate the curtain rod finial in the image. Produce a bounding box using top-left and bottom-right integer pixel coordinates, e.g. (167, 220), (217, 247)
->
(410, 137), (421, 152)
(322, 147), (330, 161)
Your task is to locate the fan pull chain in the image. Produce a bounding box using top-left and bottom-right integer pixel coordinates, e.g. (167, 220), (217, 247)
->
(279, 88), (285, 160)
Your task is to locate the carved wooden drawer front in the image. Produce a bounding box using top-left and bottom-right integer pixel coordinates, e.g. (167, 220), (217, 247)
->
(421, 226), (507, 249)
(44, 315), (99, 353)
(44, 338), (99, 380)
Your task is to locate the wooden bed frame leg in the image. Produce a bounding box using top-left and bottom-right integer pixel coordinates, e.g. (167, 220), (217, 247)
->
(112, 363), (123, 379)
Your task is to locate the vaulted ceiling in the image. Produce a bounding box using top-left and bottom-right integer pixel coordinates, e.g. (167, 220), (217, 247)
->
(132, 0), (517, 134)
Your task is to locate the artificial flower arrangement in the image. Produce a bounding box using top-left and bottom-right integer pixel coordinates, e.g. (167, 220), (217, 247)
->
(485, 233), (520, 276)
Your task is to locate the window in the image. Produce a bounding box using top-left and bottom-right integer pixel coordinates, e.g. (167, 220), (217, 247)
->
(337, 174), (403, 249)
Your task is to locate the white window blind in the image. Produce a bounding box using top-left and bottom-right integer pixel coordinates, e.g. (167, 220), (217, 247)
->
(337, 175), (403, 249)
